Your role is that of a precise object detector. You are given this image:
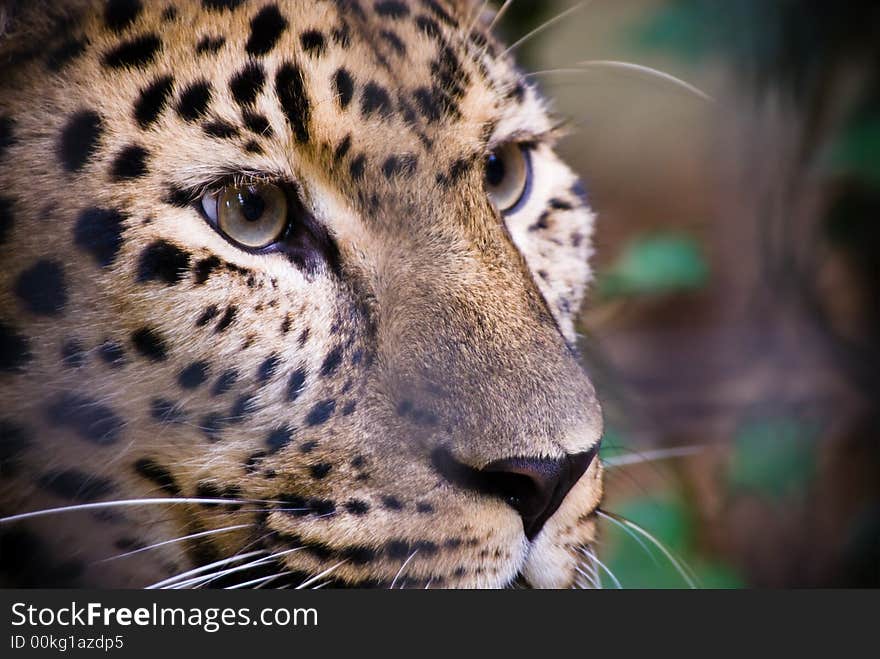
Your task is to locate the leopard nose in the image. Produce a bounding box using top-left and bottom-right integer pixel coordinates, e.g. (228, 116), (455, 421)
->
(481, 449), (598, 540)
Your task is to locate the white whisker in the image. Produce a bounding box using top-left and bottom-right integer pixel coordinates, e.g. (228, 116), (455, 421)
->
(96, 524), (253, 563)
(501, 3), (589, 57)
(580, 547), (622, 589)
(225, 571), (292, 590)
(487, 0), (515, 33)
(181, 547), (303, 590)
(390, 551), (419, 590)
(1, 498), (274, 525)
(598, 510), (698, 588)
(603, 446), (705, 469)
(146, 550), (267, 589)
(526, 63), (713, 103)
(296, 561), (348, 590)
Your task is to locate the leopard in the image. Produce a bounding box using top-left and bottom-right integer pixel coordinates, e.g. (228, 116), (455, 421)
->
(0, 0), (603, 589)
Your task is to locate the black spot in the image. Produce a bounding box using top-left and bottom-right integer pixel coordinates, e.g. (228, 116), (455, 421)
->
(550, 198), (574, 211)
(215, 306), (237, 333)
(300, 441), (319, 454)
(421, 0), (456, 25)
(0, 529), (84, 587)
(178, 361), (209, 390)
(287, 368), (307, 401)
(105, 0), (142, 32)
(103, 34), (162, 69)
(208, 369), (237, 397)
(382, 154), (417, 179)
(310, 463), (332, 479)
(192, 255), (221, 285)
(98, 341), (126, 367)
(0, 197), (12, 245)
(61, 340), (86, 368)
(375, 1), (409, 18)
(176, 81), (213, 121)
(230, 394), (257, 421)
(382, 495), (404, 511)
(47, 38), (88, 71)
(310, 498), (336, 516)
(58, 111), (103, 172)
(134, 75), (175, 129)
(266, 426), (293, 453)
(345, 499), (369, 515)
(417, 501), (435, 514)
(300, 30), (325, 55)
(379, 29), (406, 55)
(0, 421), (30, 477)
(333, 68), (354, 109)
(342, 401), (357, 416)
(13, 260), (67, 316)
(230, 62), (266, 107)
(150, 398), (186, 423)
(246, 5), (288, 56)
(320, 346), (344, 377)
(196, 35), (225, 54)
(203, 0), (244, 10)
(40, 470), (115, 501)
(257, 354), (281, 384)
(349, 154), (366, 181)
(162, 5), (178, 21)
(74, 207), (125, 268)
(196, 305), (220, 327)
(413, 87), (442, 123)
(165, 185), (192, 208)
(110, 144), (150, 181)
(276, 63), (310, 143)
(0, 117), (13, 159)
(200, 413), (225, 441)
(133, 458), (180, 495)
(137, 240), (190, 284)
(334, 134), (352, 162)
(360, 82), (393, 118)
(306, 399), (336, 426)
(131, 327), (168, 362)
(415, 15), (442, 39)
(203, 120), (239, 139)
(46, 393), (124, 444)
(242, 111), (272, 136)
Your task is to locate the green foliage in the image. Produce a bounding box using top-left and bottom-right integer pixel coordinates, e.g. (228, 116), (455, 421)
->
(597, 234), (709, 299)
(727, 416), (819, 500)
(825, 116), (880, 187)
(601, 495), (743, 589)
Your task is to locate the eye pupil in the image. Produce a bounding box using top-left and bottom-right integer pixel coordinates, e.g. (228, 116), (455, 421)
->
(237, 188), (266, 223)
(485, 152), (506, 187)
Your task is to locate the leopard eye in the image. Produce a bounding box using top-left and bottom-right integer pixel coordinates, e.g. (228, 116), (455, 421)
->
(201, 183), (289, 250)
(484, 142), (532, 214)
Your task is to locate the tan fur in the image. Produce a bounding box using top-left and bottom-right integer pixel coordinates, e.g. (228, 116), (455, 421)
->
(0, 0), (601, 588)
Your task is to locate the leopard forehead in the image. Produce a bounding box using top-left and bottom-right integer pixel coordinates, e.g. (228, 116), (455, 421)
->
(0, 0), (602, 589)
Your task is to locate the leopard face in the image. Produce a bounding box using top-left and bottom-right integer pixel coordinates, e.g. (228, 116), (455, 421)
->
(0, 0), (602, 588)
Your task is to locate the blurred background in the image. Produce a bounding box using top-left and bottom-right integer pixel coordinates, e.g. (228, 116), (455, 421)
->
(498, 0), (880, 587)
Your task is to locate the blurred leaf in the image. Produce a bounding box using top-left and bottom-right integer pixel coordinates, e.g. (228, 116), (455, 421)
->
(601, 495), (744, 589)
(727, 416), (819, 500)
(598, 234), (709, 299)
(824, 116), (880, 186)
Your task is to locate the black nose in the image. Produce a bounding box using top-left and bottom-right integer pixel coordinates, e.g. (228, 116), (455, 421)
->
(480, 450), (598, 540)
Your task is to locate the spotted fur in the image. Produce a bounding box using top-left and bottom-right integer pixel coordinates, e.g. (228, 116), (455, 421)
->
(0, 0), (601, 588)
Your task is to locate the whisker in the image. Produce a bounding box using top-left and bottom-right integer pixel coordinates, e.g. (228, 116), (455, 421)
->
(296, 561), (348, 590)
(1, 498), (276, 525)
(527, 61), (713, 103)
(146, 550), (268, 589)
(390, 551), (419, 590)
(575, 564), (601, 589)
(225, 571), (292, 590)
(181, 547), (304, 590)
(580, 547), (622, 589)
(598, 510), (698, 588)
(96, 524), (253, 564)
(603, 446), (705, 469)
(501, 2), (589, 57)
(486, 0), (515, 33)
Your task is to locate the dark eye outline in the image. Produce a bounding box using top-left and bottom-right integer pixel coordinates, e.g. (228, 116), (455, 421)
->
(484, 143), (534, 216)
(198, 181), (294, 255)
(193, 177), (341, 274)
